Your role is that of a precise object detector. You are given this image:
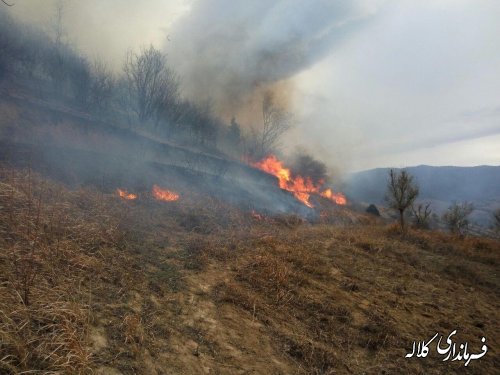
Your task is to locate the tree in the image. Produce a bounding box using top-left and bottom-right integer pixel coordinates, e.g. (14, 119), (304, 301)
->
(493, 208), (500, 232)
(385, 169), (419, 232)
(172, 100), (218, 146)
(51, 1), (66, 48)
(254, 91), (292, 158)
(228, 117), (241, 145)
(222, 116), (242, 157)
(123, 45), (180, 125)
(411, 202), (432, 229)
(88, 59), (114, 113)
(442, 202), (474, 236)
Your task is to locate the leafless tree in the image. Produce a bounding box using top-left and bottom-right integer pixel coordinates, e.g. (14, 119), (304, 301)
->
(411, 202), (432, 229)
(123, 45), (180, 125)
(51, 1), (66, 47)
(386, 169), (419, 232)
(493, 208), (500, 232)
(442, 202), (474, 236)
(255, 91), (292, 158)
(88, 59), (114, 113)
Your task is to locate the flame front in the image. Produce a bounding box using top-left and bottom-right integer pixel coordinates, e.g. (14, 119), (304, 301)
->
(251, 155), (346, 207)
(320, 188), (347, 205)
(152, 184), (179, 202)
(251, 210), (264, 220)
(117, 188), (137, 200)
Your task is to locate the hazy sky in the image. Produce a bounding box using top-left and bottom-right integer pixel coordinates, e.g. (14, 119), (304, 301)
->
(9, 0), (500, 172)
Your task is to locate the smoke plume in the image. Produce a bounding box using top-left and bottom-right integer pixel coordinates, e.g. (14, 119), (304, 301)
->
(166, 0), (380, 124)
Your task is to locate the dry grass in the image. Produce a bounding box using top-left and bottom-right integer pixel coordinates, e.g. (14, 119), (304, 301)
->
(0, 167), (123, 373)
(0, 165), (498, 374)
(209, 224), (499, 374)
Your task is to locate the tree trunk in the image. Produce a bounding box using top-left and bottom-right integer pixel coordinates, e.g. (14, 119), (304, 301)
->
(399, 209), (405, 232)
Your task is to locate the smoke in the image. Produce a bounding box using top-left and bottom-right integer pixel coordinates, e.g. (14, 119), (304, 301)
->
(7, 0), (186, 70)
(7, 0), (382, 167)
(290, 150), (328, 186)
(166, 0), (381, 124)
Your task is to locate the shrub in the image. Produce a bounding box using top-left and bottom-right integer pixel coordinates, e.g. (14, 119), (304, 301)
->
(411, 202), (432, 229)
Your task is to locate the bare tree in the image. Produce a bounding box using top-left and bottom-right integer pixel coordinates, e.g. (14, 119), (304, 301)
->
(386, 169), (419, 232)
(181, 100), (218, 146)
(442, 202), (474, 236)
(88, 59), (114, 113)
(411, 202), (432, 229)
(51, 1), (66, 47)
(123, 45), (180, 125)
(255, 91), (292, 158)
(493, 208), (500, 232)
(228, 117), (241, 145)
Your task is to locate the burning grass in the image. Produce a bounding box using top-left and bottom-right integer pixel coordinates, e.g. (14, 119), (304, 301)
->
(152, 184), (179, 202)
(0, 165), (498, 374)
(117, 188), (137, 200)
(251, 154), (346, 208)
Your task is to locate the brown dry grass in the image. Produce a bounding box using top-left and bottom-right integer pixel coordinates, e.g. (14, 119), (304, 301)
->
(1, 165), (499, 374)
(0, 167), (124, 373)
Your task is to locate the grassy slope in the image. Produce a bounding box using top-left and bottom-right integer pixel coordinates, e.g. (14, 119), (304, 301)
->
(0, 167), (498, 374)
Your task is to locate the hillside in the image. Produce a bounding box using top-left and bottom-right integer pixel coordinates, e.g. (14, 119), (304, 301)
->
(345, 166), (500, 227)
(0, 83), (315, 217)
(0, 166), (498, 374)
(1, 7), (499, 375)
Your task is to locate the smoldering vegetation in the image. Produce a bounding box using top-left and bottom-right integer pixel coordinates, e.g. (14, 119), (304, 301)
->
(0, 8), (345, 217)
(290, 151), (329, 186)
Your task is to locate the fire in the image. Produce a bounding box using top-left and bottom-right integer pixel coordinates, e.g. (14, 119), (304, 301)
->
(251, 155), (346, 207)
(251, 210), (264, 220)
(117, 188), (137, 200)
(321, 188), (347, 205)
(152, 184), (179, 202)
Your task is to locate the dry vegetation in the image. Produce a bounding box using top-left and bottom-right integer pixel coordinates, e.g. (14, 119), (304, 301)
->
(0, 166), (498, 374)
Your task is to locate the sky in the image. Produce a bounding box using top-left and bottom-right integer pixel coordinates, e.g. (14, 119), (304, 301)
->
(8, 0), (500, 172)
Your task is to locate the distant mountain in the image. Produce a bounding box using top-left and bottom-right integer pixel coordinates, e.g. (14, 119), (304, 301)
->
(344, 165), (500, 227)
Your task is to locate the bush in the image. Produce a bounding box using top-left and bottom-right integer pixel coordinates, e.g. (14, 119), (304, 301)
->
(411, 202), (432, 229)
(493, 208), (500, 232)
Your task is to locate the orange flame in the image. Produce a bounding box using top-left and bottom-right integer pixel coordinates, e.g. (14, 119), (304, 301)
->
(117, 188), (137, 200)
(152, 184), (179, 202)
(251, 155), (346, 207)
(320, 188), (347, 205)
(251, 210), (264, 220)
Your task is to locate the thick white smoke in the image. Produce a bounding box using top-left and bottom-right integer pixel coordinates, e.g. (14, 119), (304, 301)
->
(166, 0), (382, 123)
